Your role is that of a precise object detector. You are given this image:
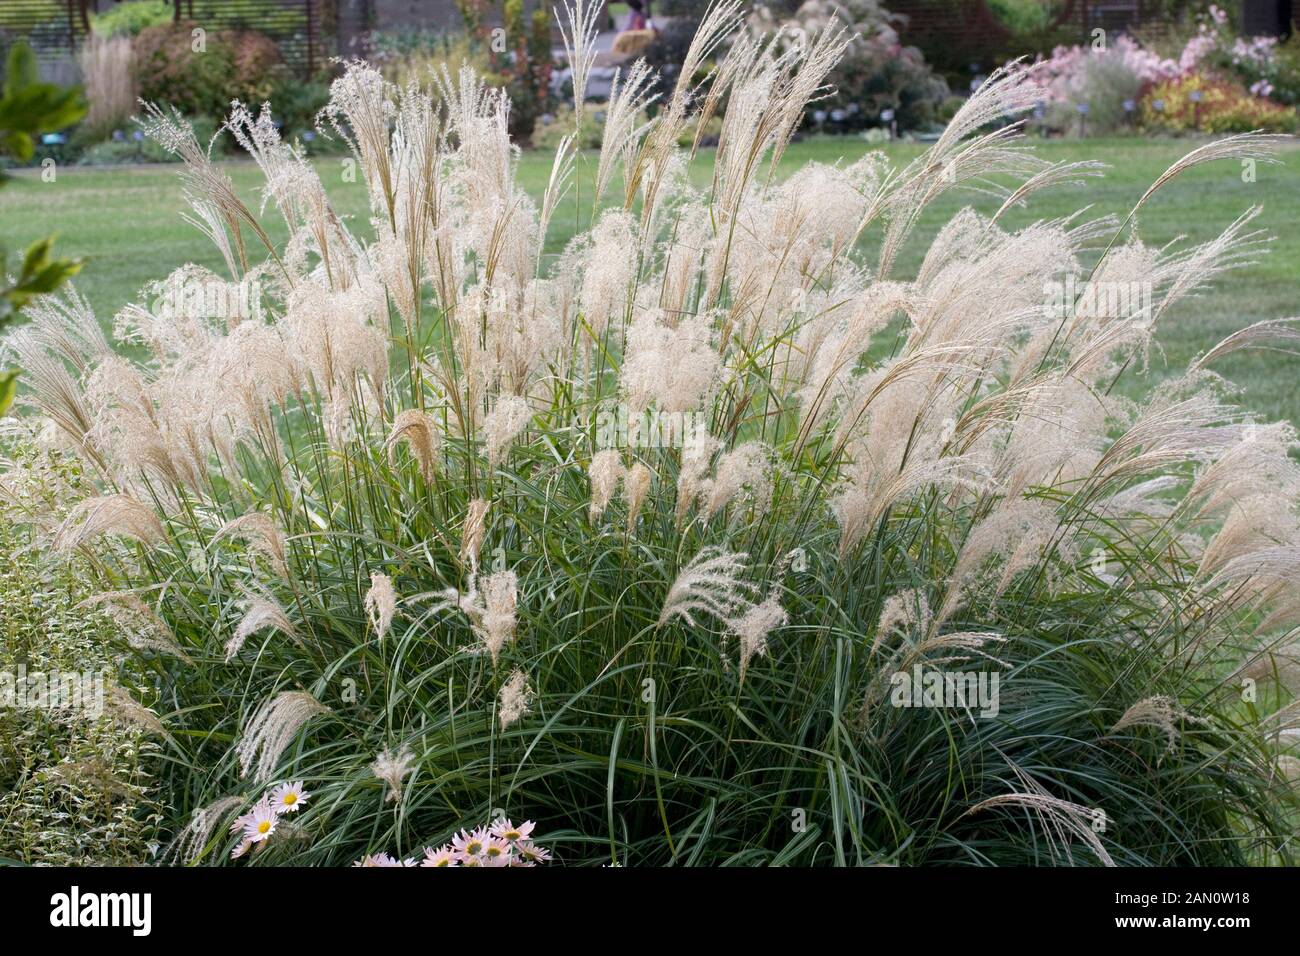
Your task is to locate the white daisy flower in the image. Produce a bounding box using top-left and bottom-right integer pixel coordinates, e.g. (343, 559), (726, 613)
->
(269, 780), (310, 814)
(242, 800), (278, 843)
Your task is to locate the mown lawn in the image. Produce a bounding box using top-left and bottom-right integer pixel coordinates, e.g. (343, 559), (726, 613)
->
(4, 134), (1298, 422)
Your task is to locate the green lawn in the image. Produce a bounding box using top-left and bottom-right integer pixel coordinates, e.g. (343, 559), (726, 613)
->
(4, 135), (1298, 422)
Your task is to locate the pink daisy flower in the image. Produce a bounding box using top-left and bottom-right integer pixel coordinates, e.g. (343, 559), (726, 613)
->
(420, 846), (459, 867)
(481, 836), (514, 866)
(515, 841), (553, 865)
(490, 818), (536, 843)
(451, 827), (488, 860)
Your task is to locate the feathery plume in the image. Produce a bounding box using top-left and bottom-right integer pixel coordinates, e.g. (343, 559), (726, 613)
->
(1134, 133), (1285, 214)
(484, 394), (531, 467)
(621, 312), (722, 415)
(236, 691), (329, 782)
(385, 409), (441, 482)
(578, 211), (638, 338)
(370, 744), (415, 803)
(768, 17), (851, 170)
(659, 547), (756, 628)
(539, 133), (576, 246)
(322, 62), (398, 226)
(588, 450), (624, 520)
(1196, 496), (1300, 580)
(964, 787), (1115, 867)
(676, 429), (721, 524)
(1240, 639), (1300, 694)
(169, 795), (247, 864)
(1111, 696), (1200, 754)
(3, 329), (100, 462)
(227, 594), (300, 661)
(939, 498), (1067, 622)
(104, 683), (167, 735)
(476, 570), (520, 665)
(1092, 384), (1240, 488)
(80, 591), (192, 662)
(623, 461), (653, 532)
(703, 441), (773, 519)
(414, 569), (521, 665)
(365, 572), (398, 641)
(214, 512), (288, 577)
(460, 498), (490, 569)
(594, 58), (658, 205)
(558, 0), (601, 114)
(497, 668), (532, 730)
(873, 588), (932, 655)
(54, 494), (165, 553)
(991, 159), (1106, 224)
(728, 596), (788, 685)
(1193, 318), (1300, 371)
(138, 103), (277, 272)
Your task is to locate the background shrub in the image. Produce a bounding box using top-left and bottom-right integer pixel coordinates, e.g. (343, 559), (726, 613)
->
(266, 74), (333, 147)
(533, 102), (606, 150)
(133, 21), (285, 122)
(75, 114), (220, 165)
(365, 31), (490, 90)
(1141, 70), (1299, 133)
(748, 0), (949, 132)
(460, 0), (555, 145)
(90, 0), (174, 39)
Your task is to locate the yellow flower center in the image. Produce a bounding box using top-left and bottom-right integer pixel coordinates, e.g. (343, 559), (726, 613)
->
(504, 830), (520, 840)
(486, 845), (503, 857)
(467, 841), (482, 854)
(283, 793), (297, 805)
(258, 820), (272, 834)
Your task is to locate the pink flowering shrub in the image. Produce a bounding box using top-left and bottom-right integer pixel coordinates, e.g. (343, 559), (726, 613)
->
(1189, 6), (1300, 106)
(1019, 4), (1297, 135)
(1022, 35), (1179, 133)
(1165, 4), (1300, 105)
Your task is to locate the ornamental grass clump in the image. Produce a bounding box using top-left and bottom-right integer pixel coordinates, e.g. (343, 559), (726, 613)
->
(3, 0), (1299, 865)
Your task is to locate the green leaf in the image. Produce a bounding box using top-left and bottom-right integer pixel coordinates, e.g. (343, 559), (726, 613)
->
(20, 236), (84, 293)
(0, 369), (18, 417)
(0, 42), (87, 167)
(0, 236), (81, 333)
(0, 84), (88, 136)
(4, 42), (39, 96)
(2, 131), (32, 162)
